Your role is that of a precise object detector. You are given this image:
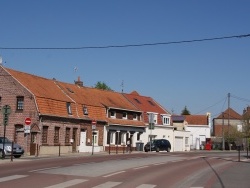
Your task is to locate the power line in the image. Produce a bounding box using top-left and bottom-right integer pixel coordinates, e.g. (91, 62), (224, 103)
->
(0, 34), (250, 50)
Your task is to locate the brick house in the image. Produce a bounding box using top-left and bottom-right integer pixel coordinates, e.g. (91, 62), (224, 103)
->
(0, 65), (145, 155)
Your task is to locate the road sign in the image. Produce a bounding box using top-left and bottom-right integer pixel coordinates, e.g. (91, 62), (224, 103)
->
(92, 120), (96, 130)
(2, 105), (11, 115)
(25, 117), (31, 125)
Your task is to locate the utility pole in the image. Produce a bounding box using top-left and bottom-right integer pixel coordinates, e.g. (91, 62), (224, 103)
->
(222, 112), (225, 150)
(228, 93), (230, 136)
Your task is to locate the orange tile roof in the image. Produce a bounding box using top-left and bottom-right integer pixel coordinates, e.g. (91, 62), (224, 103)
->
(184, 115), (208, 125)
(123, 91), (170, 124)
(5, 67), (143, 125)
(216, 108), (242, 120)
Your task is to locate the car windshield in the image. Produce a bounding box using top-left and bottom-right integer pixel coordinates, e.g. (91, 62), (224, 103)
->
(0, 137), (12, 143)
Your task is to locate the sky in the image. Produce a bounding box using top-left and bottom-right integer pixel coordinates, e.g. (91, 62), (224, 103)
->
(0, 1), (250, 118)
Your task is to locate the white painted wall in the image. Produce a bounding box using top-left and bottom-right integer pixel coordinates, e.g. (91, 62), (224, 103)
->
(185, 125), (211, 150)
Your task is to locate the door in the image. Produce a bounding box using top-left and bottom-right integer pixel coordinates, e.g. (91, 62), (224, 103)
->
(174, 137), (183, 151)
(79, 130), (87, 152)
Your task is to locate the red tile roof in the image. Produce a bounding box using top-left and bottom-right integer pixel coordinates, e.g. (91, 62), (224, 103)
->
(184, 115), (208, 125)
(5, 67), (143, 126)
(216, 108), (242, 120)
(123, 91), (170, 124)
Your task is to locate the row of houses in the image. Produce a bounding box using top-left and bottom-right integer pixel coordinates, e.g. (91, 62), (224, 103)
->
(0, 65), (211, 155)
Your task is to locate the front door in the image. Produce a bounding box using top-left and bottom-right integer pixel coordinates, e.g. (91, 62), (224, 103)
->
(79, 130), (87, 152)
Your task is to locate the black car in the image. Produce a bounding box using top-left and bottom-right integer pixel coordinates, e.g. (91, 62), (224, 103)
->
(144, 139), (171, 152)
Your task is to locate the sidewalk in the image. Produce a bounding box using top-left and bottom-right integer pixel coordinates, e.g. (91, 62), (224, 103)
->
(0, 150), (139, 164)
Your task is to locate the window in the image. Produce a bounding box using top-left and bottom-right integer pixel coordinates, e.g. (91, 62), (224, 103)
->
(66, 102), (72, 115)
(107, 131), (115, 144)
(42, 126), (48, 144)
(122, 112), (127, 119)
(65, 128), (70, 144)
(134, 98), (141, 104)
(16, 96), (24, 110)
(110, 111), (116, 118)
(54, 127), (60, 144)
(83, 105), (88, 115)
(148, 100), (155, 106)
(133, 113), (138, 120)
(162, 116), (170, 125)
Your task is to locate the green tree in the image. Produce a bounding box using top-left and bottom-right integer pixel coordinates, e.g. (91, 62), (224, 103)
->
(181, 106), (191, 115)
(94, 81), (113, 91)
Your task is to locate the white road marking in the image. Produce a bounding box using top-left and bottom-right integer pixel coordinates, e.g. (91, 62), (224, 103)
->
(136, 184), (156, 188)
(29, 166), (62, 172)
(0, 175), (28, 183)
(103, 171), (125, 177)
(134, 166), (149, 170)
(153, 162), (166, 165)
(92, 181), (122, 188)
(44, 179), (87, 188)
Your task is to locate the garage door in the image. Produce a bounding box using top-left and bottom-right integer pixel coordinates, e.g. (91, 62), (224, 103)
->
(174, 137), (183, 151)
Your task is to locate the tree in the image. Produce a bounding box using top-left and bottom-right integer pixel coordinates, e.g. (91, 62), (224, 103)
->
(181, 106), (191, 115)
(94, 81), (113, 91)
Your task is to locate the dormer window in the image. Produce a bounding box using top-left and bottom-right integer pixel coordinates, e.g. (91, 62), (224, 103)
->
(122, 112), (127, 119)
(66, 102), (72, 115)
(110, 111), (116, 118)
(133, 113), (138, 120)
(83, 105), (88, 115)
(162, 115), (170, 125)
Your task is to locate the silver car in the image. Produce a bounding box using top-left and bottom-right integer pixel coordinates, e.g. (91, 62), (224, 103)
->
(0, 137), (24, 158)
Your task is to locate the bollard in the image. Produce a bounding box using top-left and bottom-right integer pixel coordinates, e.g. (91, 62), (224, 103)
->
(11, 142), (13, 162)
(59, 143), (61, 157)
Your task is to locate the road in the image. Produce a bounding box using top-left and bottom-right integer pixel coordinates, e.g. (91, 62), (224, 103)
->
(0, 151), (249, 188)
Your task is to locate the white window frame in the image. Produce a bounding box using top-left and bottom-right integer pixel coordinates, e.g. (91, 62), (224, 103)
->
(110, 111), (116, 119)
(110, 132), (115, 144)
(162, 115), (170, 125)
(122, 112), (127, 119)
(133, 113), (138, 120)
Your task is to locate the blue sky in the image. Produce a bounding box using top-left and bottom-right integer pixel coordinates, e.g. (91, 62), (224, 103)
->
(1, 1), (250, 118)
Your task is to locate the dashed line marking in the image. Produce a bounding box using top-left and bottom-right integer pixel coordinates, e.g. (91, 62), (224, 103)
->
(103, 171), (126, 178)
(29, 166), (61, 172)
(134, 166), (149, 170)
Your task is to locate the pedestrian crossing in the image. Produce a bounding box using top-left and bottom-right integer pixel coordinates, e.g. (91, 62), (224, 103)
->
(0, 174), (156, 188)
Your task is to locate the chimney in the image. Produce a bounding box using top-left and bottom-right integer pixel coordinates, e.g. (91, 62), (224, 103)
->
(74, 76), (83, 87)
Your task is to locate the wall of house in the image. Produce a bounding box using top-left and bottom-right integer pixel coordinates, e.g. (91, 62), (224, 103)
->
(0, 67), (39, 154)
(140, 125), (174, 151)
(173, 130), (191, 151)
(185, 126), (210, 150)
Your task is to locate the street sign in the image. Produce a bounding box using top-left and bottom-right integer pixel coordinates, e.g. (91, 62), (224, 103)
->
(2, 105), (11, 115)
(25, 117), (31, 125)
(92, 120), (96, 130)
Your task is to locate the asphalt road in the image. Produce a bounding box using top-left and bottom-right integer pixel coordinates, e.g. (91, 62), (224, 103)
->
(0, 151), (249, 188)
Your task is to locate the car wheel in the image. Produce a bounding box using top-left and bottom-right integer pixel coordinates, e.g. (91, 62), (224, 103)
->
(14, 155), (21, 158)
(167, 147), (170, 152)
(156, 147), (160, 152)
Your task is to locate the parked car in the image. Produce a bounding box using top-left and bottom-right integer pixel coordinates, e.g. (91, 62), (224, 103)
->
(0, 137), (24, 158)
(144, 139), (171, 152)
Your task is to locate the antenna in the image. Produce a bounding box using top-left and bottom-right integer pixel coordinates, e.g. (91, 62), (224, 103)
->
(121, 80), (124, 93)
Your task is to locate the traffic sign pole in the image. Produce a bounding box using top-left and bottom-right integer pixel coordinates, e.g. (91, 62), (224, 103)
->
(1, 105), (11, 159)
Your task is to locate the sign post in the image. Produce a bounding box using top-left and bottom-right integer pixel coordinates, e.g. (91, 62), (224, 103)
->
(24, 117), (31, 134)
(91, 120), (96, 155)
(2, 105), (11, 159)
(148, 113), (155, 152)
